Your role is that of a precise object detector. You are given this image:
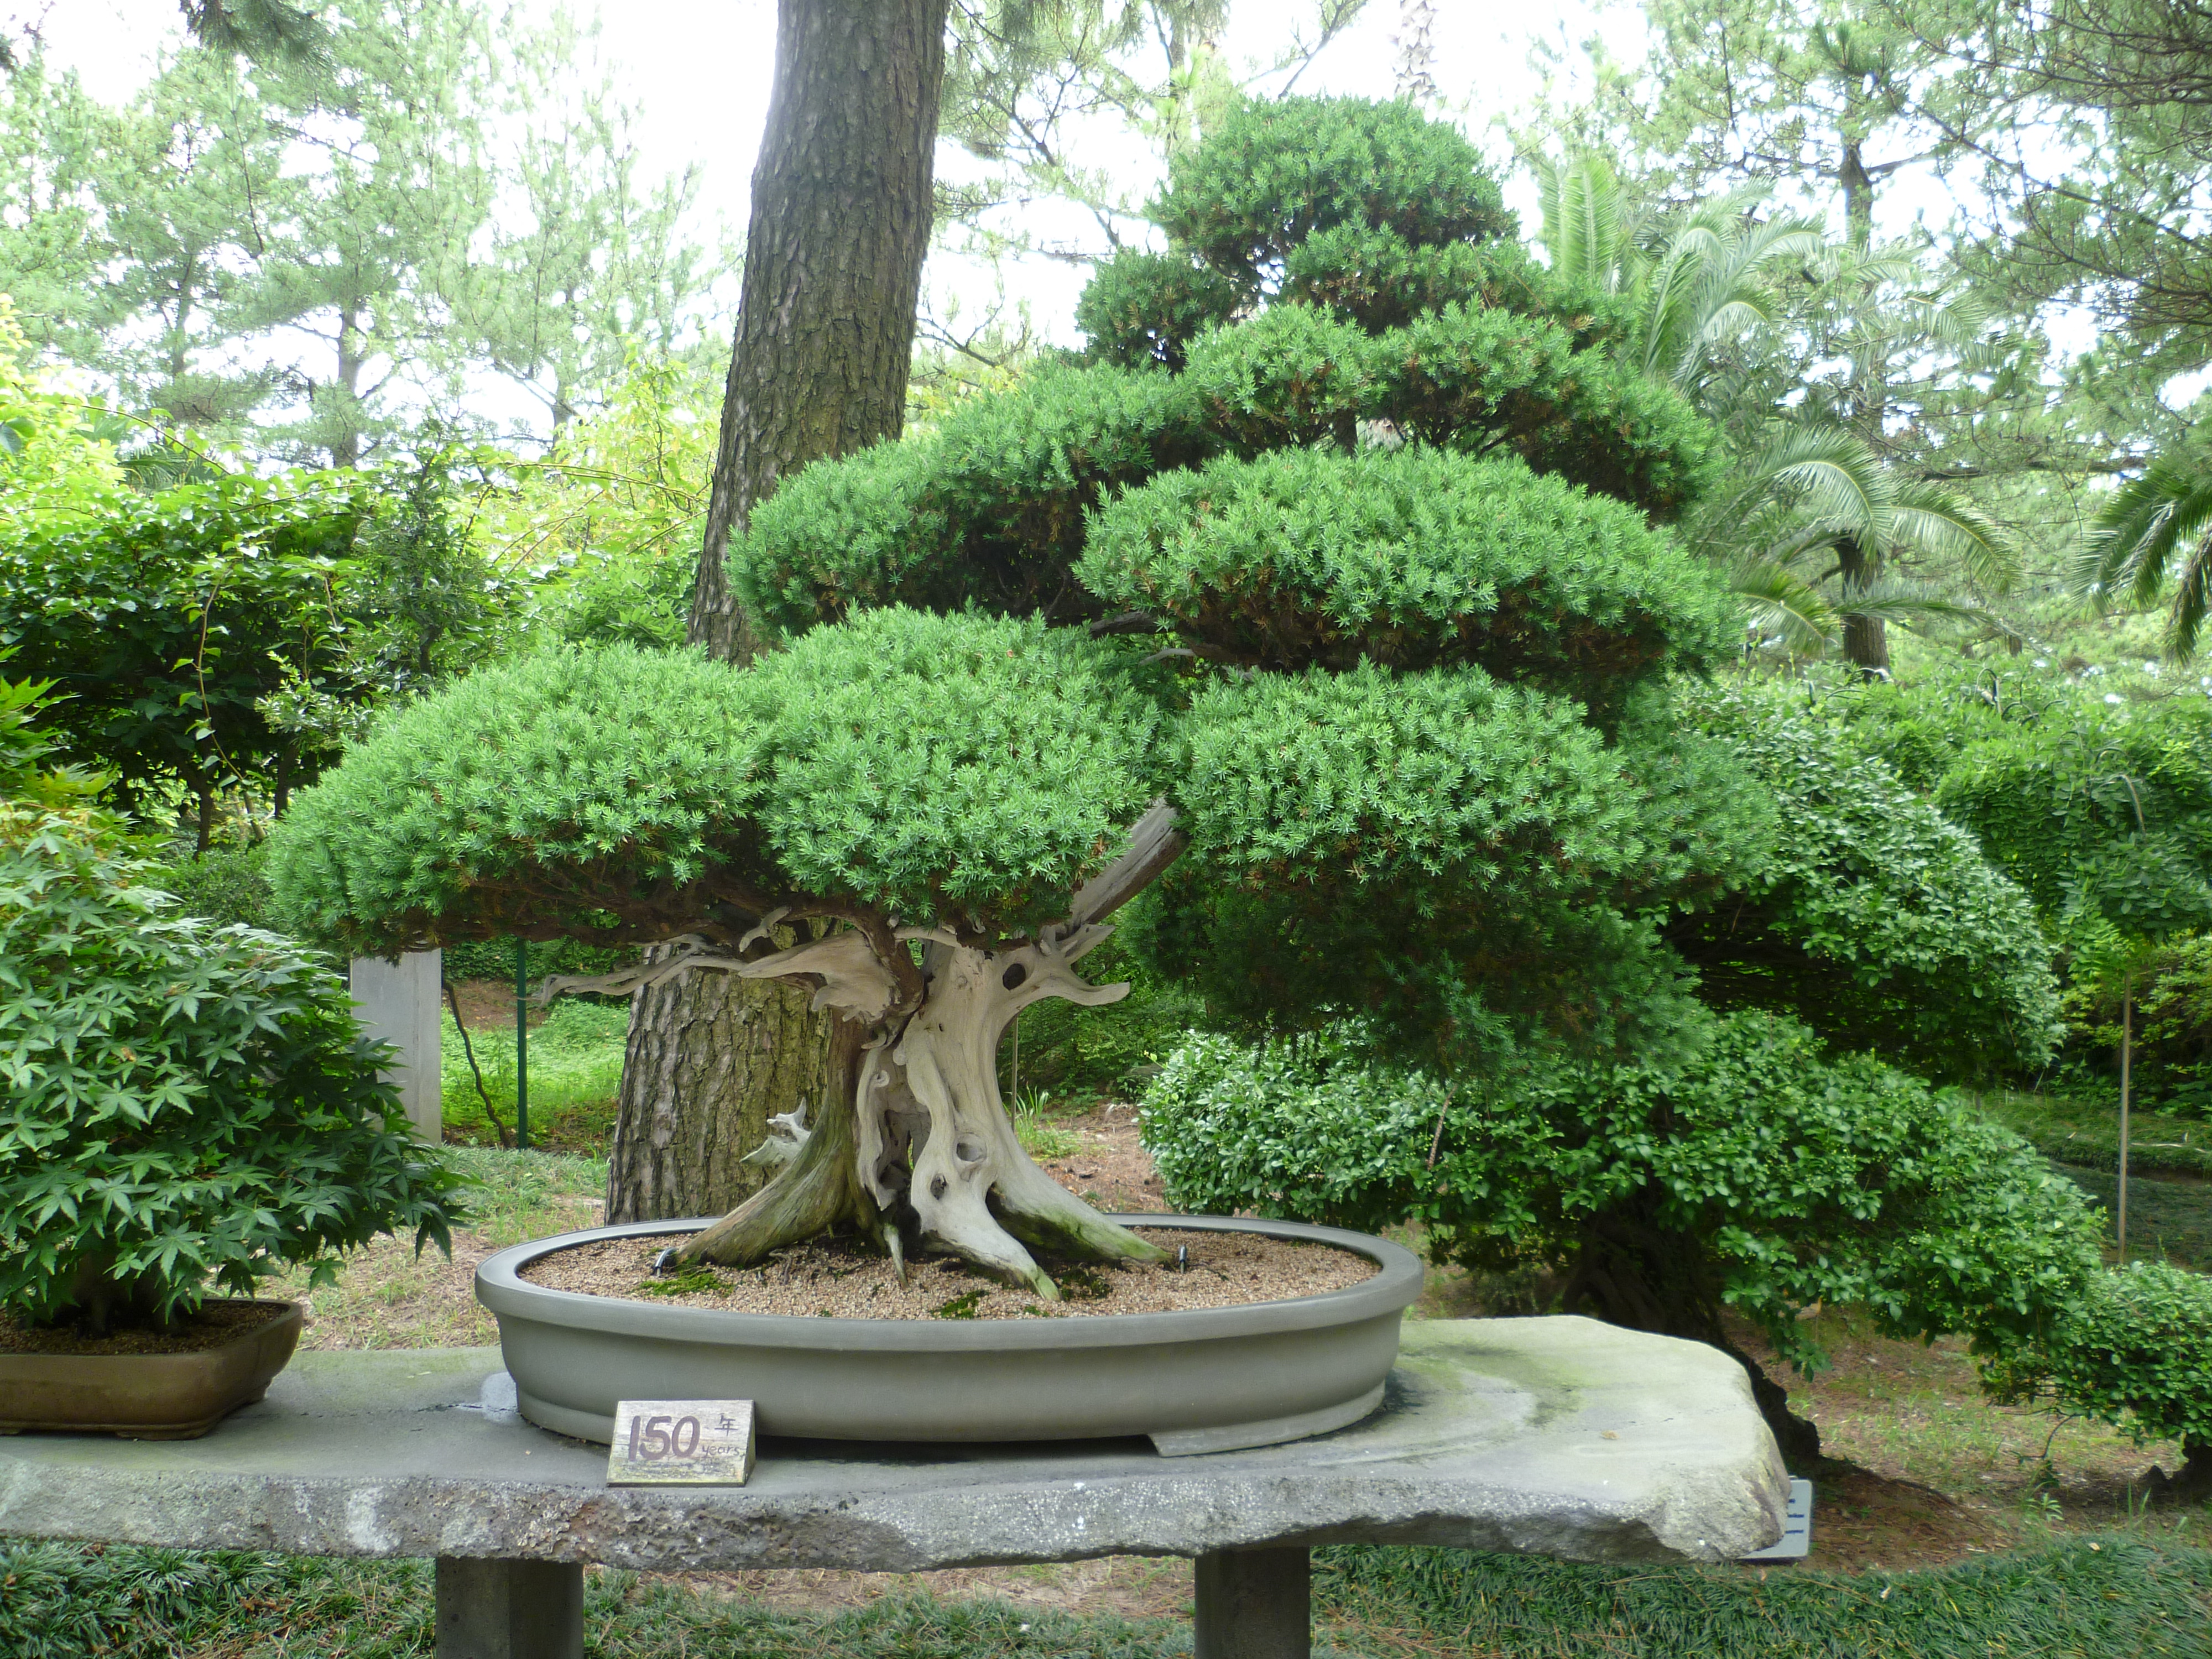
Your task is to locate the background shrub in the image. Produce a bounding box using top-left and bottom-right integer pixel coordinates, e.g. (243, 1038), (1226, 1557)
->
(1983, 1259), (2212, 1496)
(1143, 1009), (2102, 1466)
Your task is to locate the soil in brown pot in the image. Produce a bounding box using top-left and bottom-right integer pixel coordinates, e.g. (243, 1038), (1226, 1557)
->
(521, 1228), (1376, 1321)
(0, 1300), (292, 1356)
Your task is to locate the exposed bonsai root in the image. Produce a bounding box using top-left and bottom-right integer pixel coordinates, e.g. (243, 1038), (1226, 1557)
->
(680, 922), (1168, 1293)
(680, 1025), (877, 1266)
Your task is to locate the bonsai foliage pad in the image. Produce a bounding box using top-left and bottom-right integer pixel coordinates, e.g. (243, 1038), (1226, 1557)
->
(0, 1300), (303, 1439)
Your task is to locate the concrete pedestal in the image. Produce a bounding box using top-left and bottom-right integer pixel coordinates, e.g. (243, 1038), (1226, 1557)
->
(1196, 1547), (1311, 1659)
(349, 949), (443, 1142)
(0, 1319), (1789, 1659)
(435, 1557), (583, 1659)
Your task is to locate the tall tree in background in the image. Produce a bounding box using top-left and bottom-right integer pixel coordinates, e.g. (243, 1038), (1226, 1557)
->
(86, 51), (291, 431)
(1886, 0), (2212, 426)
(1534, 153), (2020, 672)
(606, 0), (951, 1225)
(5, 4), (728, 464)
(239, 0), (495, 467)
(446, 11), (730, 433)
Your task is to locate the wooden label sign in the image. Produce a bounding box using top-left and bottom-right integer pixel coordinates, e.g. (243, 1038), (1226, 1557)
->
(606, 1400), (757, 1486)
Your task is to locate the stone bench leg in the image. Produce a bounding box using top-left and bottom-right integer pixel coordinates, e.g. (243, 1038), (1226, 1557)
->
(1195, 1546), (1310, 1659)
(435, 1557), (583, 1659)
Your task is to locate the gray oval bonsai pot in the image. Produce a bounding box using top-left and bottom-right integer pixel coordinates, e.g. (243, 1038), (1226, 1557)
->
(476, 1215), (1421, 1455)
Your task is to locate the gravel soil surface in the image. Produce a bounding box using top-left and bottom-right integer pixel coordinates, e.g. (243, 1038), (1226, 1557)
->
(0, 1298), (288, 1355)
(519, 1225), (1377, 1319)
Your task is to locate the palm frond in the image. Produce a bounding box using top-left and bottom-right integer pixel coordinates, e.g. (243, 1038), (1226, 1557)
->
(1532, 152), (1625, 293)
(1887, 483), (2023, 593)
(1726, 552), (1838, 653)
(2073, 463), (2212, 611)
(1735, 426), (1890, 543)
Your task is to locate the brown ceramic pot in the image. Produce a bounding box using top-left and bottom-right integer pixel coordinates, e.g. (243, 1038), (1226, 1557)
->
(0, 1300), (303, 1439)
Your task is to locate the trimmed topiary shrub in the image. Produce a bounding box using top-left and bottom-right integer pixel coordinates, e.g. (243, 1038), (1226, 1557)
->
(0, 805), (466, 1333)
(1142, 1010), (2103, 1467)
(1667, 687), (2063, 1084)
(1983, 1260), (2212, 1502)
(269, 97), (1746, 1307)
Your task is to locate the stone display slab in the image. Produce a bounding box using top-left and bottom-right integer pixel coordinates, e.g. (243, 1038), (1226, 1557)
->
(0, 1316), (1786, 1569)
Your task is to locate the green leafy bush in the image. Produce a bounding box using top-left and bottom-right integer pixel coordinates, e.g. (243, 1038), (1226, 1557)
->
(1983, 1260), (2212, 1495)
(0, 472), (369, 823)
(1144, 1010), (2102, 1462)
(1669, 687), (2063, 1083)
(274, 98), (1751, 1289)
(0, 806), (465, 1332)
(150, 843), (278, 933)
(1937, 698), (2212, 923)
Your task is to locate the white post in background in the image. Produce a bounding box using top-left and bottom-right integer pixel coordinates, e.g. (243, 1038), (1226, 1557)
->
(349, 950), (444, 1143)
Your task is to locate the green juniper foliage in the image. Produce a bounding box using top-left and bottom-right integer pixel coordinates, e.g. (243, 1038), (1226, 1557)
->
(269, 96), (1759, 1294)
(0, 806), (463, 1332)
(274, 95), (1743, 1073)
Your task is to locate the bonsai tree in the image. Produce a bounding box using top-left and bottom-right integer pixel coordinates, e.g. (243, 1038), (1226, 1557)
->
(270, 97), (1749, 1300)
(0, 801), (466, 1335)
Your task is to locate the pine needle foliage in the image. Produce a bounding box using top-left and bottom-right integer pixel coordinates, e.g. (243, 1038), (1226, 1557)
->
(727, 95), (1718, 643)
(276, 97), (1748, 1078)
(1080, 447), (1728, 703)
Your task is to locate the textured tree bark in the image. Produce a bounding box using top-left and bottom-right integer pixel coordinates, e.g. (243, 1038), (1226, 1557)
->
(1835, 533), (1890, 677)
(687, 0), (949, 662)
(605, 959), (865, 1224)
(607, 0), (950, 1227)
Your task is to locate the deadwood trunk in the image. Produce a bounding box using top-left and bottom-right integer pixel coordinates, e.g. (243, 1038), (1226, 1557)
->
(608, 0), (950, 1225)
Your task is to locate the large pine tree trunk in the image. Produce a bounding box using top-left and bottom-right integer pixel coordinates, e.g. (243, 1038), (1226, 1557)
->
(607, 0), (950, 1226)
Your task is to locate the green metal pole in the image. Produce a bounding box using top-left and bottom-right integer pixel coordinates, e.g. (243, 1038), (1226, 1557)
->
(514, 938), (530, 1152)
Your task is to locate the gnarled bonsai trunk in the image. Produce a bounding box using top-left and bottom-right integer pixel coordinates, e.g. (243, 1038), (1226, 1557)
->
(681, 924), (1168, 1297)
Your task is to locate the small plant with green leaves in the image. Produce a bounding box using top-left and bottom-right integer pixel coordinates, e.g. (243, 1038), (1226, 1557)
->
(0, 805), (465, 1336)
(1984, 1259), (2212, 1503)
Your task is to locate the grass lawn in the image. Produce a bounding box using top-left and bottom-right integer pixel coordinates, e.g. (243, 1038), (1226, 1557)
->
(438, 986), (629, 1152)
(1980, 1091), (2212, 1181)
(6, 1531), (2209, 1657)
(14, 1120), (2212, 1656)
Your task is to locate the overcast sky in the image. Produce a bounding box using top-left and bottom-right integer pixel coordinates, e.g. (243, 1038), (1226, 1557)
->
(39, 0), (1636, 291)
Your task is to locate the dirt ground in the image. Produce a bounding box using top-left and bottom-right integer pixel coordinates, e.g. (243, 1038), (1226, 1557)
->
(447, 979), (552, 1031)
(281, 1099), (2199, 1611)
